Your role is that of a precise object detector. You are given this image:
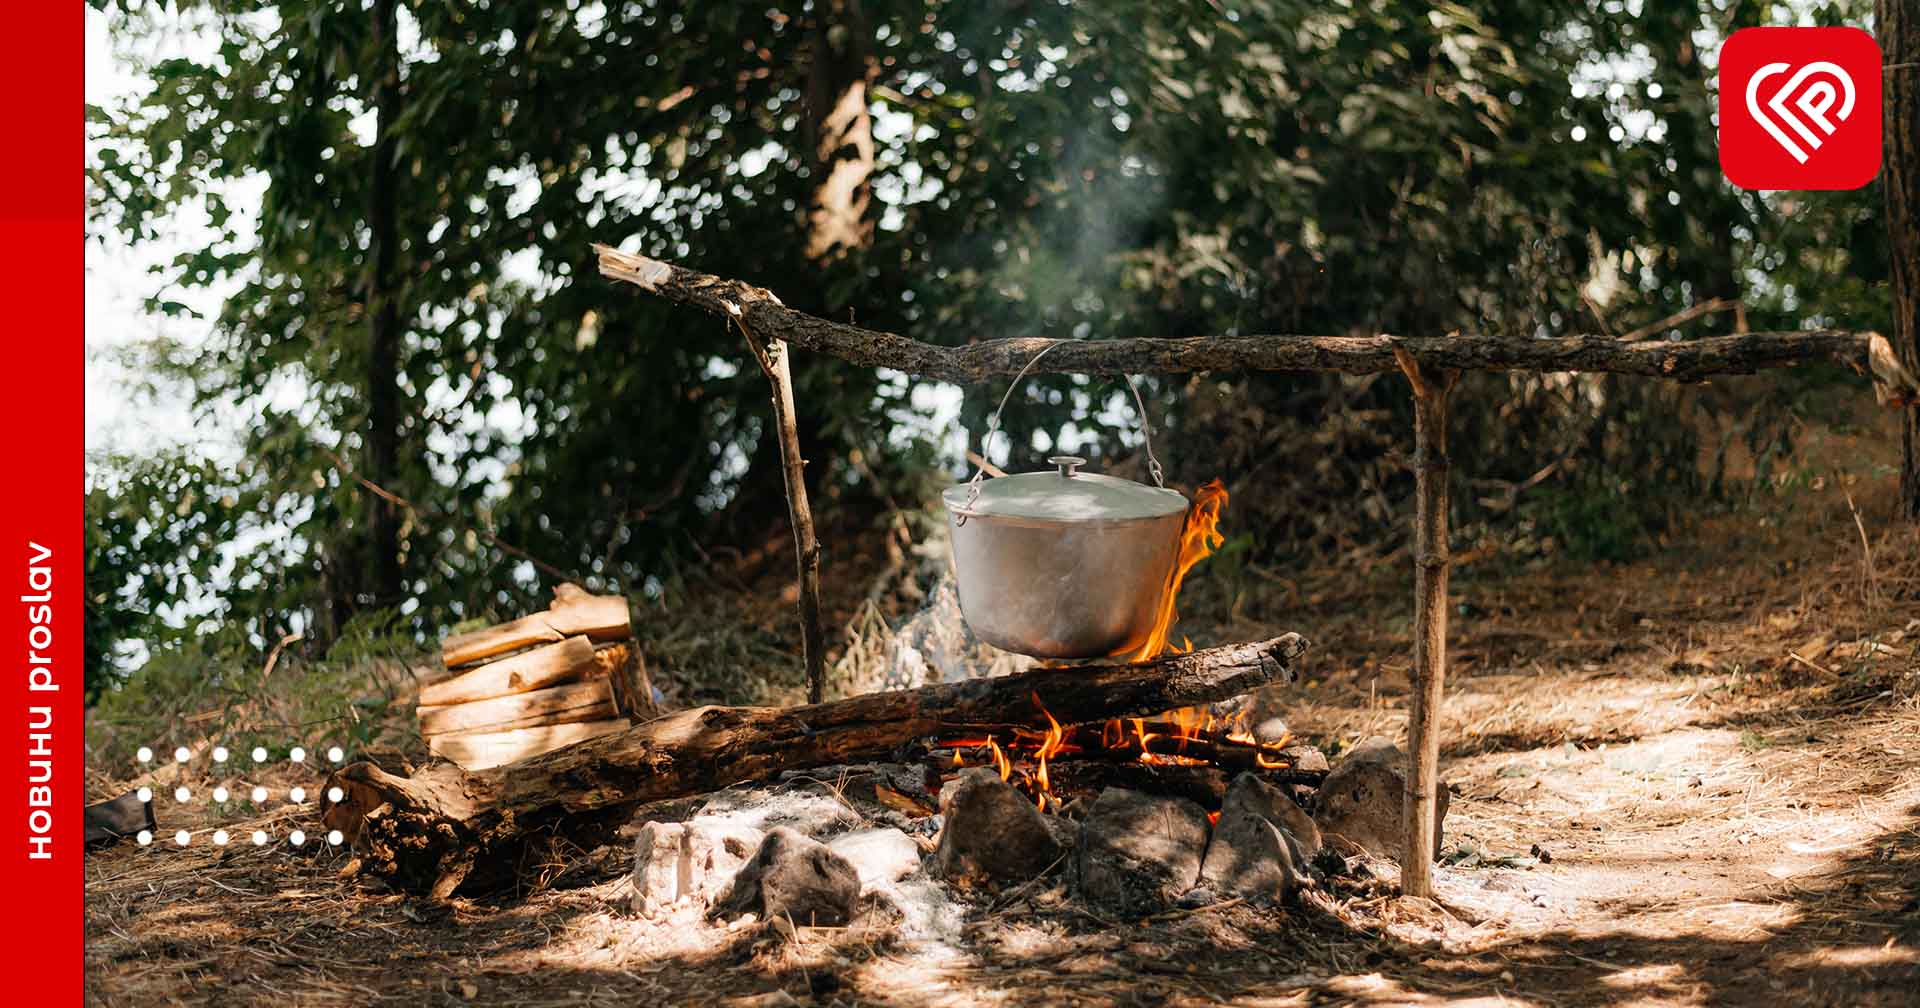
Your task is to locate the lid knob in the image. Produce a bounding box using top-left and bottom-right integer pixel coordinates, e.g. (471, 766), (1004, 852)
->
(1049, 455), (1086, 478)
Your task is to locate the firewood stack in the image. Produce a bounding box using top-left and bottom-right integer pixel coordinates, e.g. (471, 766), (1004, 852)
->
(418, 585), (656, 770)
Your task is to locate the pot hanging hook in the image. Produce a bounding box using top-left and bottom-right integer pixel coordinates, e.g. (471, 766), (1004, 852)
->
(958, 339), (1167, 525)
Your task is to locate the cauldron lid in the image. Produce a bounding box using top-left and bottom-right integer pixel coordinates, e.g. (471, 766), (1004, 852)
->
(943, 457), (1188, 522)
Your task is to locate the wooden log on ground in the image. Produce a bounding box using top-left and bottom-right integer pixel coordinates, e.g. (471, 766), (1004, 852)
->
(426, 719), (629, 771)
(417, 678), (615, 737)
(440, 584), (631, 668)
(595, 244), (1881, 384)
(326, 633), (1309, 897)
(420, 635), (598, 707)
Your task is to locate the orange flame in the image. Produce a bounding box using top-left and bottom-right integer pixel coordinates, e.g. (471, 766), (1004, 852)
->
(1031, 694), (1066, 811)
(988, 737), (1011, 781)
(1119, 479), (1228, 663)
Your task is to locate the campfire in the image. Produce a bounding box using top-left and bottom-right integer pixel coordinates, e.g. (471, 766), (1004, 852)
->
(322, 472), (1439, 932)
(602, 477), (1363, 928)
(933, 478), (1294, 813)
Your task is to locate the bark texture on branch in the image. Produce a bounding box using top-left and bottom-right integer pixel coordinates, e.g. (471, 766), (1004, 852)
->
(325, 633), (1308, 897)
(595, 245), (1879, 383)
(1395, 349), (1456, 899)
(738, 322), (829, 704)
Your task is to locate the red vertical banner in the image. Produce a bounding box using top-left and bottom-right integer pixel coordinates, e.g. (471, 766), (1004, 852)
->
(0, 4), (84, 1002)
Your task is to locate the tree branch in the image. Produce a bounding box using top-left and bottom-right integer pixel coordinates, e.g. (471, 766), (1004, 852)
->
(594, 245), (1878, 384)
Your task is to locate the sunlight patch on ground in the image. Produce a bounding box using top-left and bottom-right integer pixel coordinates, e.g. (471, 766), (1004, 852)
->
(1778, 944), (1920, 969)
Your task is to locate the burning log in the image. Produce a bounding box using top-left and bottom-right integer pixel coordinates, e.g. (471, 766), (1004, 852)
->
(325, 633), (1308, 898)
(929, 721), (1325, 778)
(925, 717), (1325, 814)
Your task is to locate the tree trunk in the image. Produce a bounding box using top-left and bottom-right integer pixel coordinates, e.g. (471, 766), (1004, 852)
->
(1395, 351), (1456, 899)
(366, 0), (404, 604)
(804, 0), (875, 261)
(1885, 0), (1920, 519)
(325, 634), (1308, 897)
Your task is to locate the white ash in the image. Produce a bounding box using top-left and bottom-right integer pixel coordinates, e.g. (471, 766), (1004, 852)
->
(630, 785), (965, 947)
(692, 787), (863, 840)
(630, 819), (763, 918)
(866, 875), (966, 945)
(828, 827), (923, 887)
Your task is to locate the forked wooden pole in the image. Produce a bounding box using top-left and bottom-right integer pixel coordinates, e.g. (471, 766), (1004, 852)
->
(739, 320), (828, 704)
(1395, 348), (1456, 899)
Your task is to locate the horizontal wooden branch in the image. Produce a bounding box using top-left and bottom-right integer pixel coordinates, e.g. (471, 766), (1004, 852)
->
(594, 245), (1895, 385)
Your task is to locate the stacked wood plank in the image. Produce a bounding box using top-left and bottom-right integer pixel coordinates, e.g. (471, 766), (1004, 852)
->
(420, 585), (656, 770)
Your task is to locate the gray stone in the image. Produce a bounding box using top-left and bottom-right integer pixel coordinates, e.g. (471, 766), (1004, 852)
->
(1252, 716), (1291, 745)
(713, 826), (862, 928)
(932, 767), (1065, 885)
(630, 820), (764, 917)
(1312, 736), (1448, 864)
(1227, 772), (1322, 861)
(1199, 773), (1319, 902)
(827, 827), (923, 888)
(1280, 744), (1330, 774)
(1076, 788), (1211, 915)
(1201, 807), (1300, 903)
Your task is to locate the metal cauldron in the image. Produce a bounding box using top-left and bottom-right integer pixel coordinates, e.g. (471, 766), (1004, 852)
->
(942, 342), (1190, 659)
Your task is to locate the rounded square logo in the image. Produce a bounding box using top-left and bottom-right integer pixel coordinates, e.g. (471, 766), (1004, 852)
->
(1719, 27), (1881, 191)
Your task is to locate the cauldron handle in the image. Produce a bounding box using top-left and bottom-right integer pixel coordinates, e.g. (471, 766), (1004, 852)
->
(958, 339), (1167, 522)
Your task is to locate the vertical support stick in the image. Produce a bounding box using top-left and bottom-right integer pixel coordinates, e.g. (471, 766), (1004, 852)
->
(742, 323), (829, 704)
(1394, 349), (1456, 899)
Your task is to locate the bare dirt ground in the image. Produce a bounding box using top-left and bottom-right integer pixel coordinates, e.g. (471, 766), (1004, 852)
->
(85, 469), (1919, 1006)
